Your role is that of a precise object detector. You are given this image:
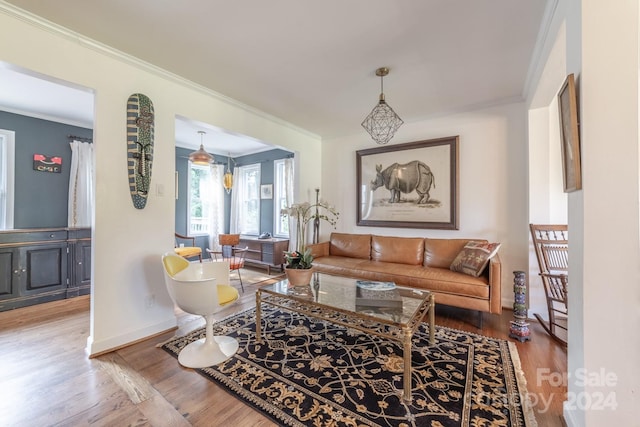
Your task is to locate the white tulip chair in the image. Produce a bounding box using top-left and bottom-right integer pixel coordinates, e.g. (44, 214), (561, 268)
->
(162, 252), (239, 368)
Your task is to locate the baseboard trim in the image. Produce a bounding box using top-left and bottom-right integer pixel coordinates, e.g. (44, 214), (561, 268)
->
(86, 319), (177, 357)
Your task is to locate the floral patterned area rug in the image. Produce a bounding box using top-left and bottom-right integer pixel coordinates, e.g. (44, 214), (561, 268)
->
(161, 307), (537, 427)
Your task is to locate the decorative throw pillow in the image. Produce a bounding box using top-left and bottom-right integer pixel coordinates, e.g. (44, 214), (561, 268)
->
(450, 241), (501, 277)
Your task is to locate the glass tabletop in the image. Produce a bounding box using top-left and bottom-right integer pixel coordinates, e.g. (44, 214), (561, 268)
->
(259, 272), (431, 326)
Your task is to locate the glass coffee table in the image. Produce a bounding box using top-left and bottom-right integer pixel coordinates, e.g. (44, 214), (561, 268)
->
(255, 272), (435, 403)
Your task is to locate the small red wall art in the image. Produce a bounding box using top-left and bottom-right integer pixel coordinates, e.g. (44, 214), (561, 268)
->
(33, 154), (62, 173)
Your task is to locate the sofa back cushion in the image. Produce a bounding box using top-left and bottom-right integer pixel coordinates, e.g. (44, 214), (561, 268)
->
(371, 235), (425, 265)
(424, 238), (487, 268)
(330, 233), (371, 259)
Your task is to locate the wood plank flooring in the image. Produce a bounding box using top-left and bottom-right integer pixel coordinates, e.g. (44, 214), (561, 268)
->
(0, 269), (567, 426)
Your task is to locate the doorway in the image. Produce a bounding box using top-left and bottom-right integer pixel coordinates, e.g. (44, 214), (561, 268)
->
(0, 62), (95, 311)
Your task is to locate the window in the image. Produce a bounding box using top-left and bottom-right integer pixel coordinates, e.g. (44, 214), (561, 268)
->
(0, 130), (15, 230)
(237, 163), (261, 234)
(188, 163), (213, 235)
(274, 159), (288, 237)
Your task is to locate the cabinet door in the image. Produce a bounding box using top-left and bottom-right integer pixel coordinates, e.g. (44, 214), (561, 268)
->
(0, 247), (18, 299)
(73, 239), (92, 295)
(272, 240), (289, 265)
(261, 242), (274, 264)
(19, 242), (68, 296)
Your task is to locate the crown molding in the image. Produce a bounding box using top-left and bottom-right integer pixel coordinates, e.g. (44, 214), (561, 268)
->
(522, 0), (561, 103)
(0, 2), (320, 141)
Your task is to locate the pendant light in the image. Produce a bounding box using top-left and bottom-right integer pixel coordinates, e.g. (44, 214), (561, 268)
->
(189, 131), (214, 165)
(361, 67), (404, 145)
(223, 153), (233, 193)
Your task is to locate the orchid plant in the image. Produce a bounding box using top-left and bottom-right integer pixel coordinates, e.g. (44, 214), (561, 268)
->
(280, 195), (339, 254)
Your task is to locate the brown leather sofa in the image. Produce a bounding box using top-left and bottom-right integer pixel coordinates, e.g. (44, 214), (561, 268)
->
(307, 232), (502, 314)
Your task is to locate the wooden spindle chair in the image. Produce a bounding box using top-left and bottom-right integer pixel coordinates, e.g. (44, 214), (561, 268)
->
(530, 224), (568, 345)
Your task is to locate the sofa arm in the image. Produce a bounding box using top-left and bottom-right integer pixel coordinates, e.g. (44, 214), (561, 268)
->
(307, 241), (329, 258)
(488, 253), (502, 314)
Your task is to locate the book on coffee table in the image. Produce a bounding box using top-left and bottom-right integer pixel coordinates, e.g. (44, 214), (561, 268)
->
(356, 285), (403, 309)
(356, 280), (396, 291)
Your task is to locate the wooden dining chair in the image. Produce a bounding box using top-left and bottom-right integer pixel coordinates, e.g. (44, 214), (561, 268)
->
(206, 234), (248, 292)
(530, 224), (568, 345)
(174, 232), (202, 262)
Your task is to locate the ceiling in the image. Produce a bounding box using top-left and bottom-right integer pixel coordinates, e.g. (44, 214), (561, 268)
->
(0, 0), (549, 154)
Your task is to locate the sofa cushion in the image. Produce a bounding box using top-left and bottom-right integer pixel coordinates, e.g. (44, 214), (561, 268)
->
(371, 235), (424, 265)
(407, 266), (490, 298)
(450, 241), (501, 277)
(330, 233), (371, 259)
(351, 261), (489, 298)
(424, 238), (487, 268)
(311, 256), (374, 276)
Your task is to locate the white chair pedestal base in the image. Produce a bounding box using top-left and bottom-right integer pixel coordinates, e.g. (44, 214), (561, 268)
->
(178, 335), (239, 368)
(177, 313), (239, 368)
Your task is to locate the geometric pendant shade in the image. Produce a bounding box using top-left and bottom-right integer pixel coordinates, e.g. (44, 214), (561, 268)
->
(361, 67), (403, 145)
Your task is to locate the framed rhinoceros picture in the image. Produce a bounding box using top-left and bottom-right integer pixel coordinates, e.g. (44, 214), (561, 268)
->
(356, 136), (459, 229)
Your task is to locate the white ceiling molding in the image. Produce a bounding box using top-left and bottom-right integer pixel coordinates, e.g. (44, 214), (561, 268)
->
(0, 2), (318, 141)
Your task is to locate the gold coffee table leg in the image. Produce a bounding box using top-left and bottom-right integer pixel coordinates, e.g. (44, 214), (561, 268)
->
(402, 327), (412, 403)
(429, 294), (435, 345)
(255, 290), (262, 343)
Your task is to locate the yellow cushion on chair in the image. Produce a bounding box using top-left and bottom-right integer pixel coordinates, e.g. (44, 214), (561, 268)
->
(217, 284), (240, 305)
(175, 247), (202, 258)
(163, 255), (190, 276)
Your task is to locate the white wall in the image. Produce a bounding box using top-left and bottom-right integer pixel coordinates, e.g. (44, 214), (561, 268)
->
(0, 6), (322, 355)
(322, 102), (529, 309)
(577, 0), (640, 424)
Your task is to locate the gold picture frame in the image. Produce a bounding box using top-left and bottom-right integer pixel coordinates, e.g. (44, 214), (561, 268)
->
(558, 73), (582, 192)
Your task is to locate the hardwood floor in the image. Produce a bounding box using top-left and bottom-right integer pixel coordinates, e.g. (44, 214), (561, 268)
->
(0, 271), (567, 426)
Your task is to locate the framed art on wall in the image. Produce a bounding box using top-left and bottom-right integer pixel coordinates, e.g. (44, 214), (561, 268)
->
(260, 184), (273, 199)
(558, 73), (582, 192)
(33, 153), (62, 173)
(356, 136), (459, 229)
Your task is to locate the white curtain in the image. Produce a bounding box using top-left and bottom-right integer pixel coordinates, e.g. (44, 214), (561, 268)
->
(229, 165), (241, 234)
(207, 164), (225, 252)
(68, 140), (94, 228)
(284, 158), (296, 252)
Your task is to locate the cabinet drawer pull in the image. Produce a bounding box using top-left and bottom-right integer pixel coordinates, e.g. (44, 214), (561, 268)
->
(50, 234), (55, 238)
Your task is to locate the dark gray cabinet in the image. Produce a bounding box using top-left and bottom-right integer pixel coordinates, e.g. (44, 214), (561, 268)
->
(0, 228), (91, 311)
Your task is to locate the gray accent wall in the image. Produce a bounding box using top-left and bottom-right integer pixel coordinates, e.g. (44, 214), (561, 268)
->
(0, 111), (93, 228)
(236, 149), (292, 236)
(174, 146), (292, 254)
